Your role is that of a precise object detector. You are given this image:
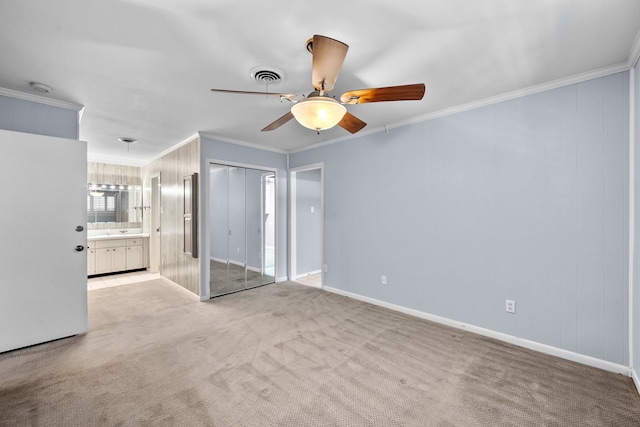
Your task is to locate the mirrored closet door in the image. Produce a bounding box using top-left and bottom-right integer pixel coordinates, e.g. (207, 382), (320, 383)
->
(209, 164), (276, 297)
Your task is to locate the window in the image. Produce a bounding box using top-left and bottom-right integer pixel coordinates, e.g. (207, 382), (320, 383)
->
(87, 192), (117, 222)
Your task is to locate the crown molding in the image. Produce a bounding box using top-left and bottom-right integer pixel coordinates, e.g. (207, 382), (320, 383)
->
(290, 63), (632, 155)
(0, 87), (83, 111)
(400, 62), (631, 129)
(288, 129), (370, 154)
(198, 131), (288, 154)
(149, 61), (635, 159)
(629, 28), (640, 68)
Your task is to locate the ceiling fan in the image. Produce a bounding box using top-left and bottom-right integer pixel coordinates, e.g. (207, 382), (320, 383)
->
(211, 35), (426, 134)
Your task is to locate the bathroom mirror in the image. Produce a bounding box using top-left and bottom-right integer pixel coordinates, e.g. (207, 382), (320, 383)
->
(87, 184), (142, 224)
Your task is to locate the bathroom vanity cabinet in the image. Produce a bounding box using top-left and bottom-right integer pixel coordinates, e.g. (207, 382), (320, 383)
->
(87, 235), (148, 276)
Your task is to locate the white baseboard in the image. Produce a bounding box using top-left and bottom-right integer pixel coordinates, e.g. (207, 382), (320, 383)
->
(324, 286), (630, 377)
(633, 368), (640, 395)
(276, 276), (288, 283)
(210, 256), (226, 263)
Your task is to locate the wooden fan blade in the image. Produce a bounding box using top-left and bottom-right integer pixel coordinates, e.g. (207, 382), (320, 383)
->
(311, 35), (348, 92)
(340, 84), (426, 104)
(261, 111), (294, 132)
(338, 112), (367, 134)
(211, 88), (297, 99)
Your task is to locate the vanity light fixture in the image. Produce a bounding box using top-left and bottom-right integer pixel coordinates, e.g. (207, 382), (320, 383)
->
(88, 184), (104, 197)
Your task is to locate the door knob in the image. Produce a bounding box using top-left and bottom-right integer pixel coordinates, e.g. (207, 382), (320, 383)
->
(75, 225), (84, 232)
(75, 245), (85, 252)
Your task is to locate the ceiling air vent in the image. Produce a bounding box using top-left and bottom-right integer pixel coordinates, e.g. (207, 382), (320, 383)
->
(250, 66), (283, 85)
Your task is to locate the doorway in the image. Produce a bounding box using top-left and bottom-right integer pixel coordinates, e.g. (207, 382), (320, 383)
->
(149, 173), (161, 273)
(208, 163), (276, 297)
(290, 164), (323, 288)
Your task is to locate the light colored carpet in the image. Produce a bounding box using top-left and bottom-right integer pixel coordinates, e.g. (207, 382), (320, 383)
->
(1, 278), (640, 426)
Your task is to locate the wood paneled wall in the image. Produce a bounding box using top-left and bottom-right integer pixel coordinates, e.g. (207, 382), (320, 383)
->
(88, 162), (141, 185)
(142, 137), (201, 296)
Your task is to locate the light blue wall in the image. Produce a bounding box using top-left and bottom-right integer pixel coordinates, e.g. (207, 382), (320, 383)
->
(290, 72), (630, 365)
(200, 136), (288, 295)
(0, 95), (78, 139)
(633, 63), (640, 374)
(296, 169), (322, 275)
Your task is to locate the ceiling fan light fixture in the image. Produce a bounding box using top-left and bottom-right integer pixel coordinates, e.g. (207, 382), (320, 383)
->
(291, 97), (346, 131)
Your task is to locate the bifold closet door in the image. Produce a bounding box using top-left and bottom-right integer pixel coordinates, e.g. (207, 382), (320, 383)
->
(262, 172), (276, 285)
(209, 164), (276, 297)
(226, 167), (247, 293)
(210, 165), (232, 297)
(245, 169), (263, 289)
(210, 165), (246, 297)
(210, 165), (249, 296)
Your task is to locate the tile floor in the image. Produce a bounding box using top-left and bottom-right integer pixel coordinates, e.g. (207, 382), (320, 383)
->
(295, 273), (322, 288)
(90, 271), (321, 291)
(88, 270), (161, 291)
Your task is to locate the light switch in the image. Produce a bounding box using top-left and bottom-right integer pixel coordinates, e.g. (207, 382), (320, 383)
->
(311, 206), (315, 213)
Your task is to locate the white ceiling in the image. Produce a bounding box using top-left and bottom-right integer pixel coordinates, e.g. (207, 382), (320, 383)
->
(1, 0), (639, 166)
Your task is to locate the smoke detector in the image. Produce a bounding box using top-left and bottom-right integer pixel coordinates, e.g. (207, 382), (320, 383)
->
(30, 82), (53, 93)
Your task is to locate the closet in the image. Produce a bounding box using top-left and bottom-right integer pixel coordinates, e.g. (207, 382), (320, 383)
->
(209, 164), (276, 297)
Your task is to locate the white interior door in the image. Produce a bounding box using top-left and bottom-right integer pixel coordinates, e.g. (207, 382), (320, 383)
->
(0, 129), (88, 353)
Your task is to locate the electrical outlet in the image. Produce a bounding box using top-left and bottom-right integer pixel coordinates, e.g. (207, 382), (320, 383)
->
(324, 264), (328, 273)
(381, 275), (387, 285)
(506, 299), (516, 314)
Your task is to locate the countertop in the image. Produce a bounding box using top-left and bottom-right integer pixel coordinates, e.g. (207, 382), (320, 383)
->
(88, 233), (149, 241)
